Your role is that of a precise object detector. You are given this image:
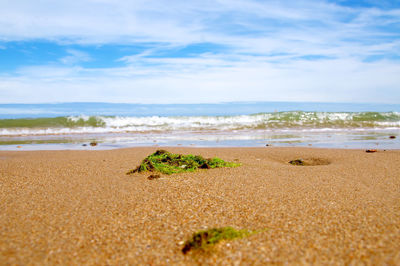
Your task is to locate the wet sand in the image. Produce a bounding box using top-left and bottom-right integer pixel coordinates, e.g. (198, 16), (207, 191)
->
(0, 147), (399, 264)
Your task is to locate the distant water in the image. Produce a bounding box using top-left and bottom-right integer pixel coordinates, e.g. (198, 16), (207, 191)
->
(0, 102), (399, 150)
(1, 102), (400, 118)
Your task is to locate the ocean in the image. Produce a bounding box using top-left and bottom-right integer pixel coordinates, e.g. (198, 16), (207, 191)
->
(0, 102), (399, 150)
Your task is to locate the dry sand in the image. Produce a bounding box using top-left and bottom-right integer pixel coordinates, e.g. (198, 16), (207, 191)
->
(0, 147), (399, 265)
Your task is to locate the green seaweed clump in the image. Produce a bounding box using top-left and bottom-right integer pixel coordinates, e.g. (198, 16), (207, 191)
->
(181, 227), (254, 254)
(127, 150), (240, 175)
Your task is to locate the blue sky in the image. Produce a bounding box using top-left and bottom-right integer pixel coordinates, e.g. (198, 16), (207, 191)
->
(0, 0), (399, 103)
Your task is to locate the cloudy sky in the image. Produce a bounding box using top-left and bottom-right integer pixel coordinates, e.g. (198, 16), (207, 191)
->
(0, 0), (399, 104)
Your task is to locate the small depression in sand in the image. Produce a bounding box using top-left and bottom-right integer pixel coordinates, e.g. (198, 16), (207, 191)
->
(288, 158), (331, 166)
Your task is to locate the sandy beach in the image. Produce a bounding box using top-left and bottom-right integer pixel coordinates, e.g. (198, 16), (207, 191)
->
(0, 147), (399, 265)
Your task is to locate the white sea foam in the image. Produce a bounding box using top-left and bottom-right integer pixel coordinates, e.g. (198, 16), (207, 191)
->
(1, 112), (400, 136)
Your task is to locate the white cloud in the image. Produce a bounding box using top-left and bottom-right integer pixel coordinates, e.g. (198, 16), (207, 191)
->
(60, 49), (91, 65)
(0, 0), (399, 103)
(1, 55), (399, 103)
(0, 0), (398, 48)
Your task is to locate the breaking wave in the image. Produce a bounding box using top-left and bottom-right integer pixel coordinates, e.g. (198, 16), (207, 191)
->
(1, 111), (400, 136)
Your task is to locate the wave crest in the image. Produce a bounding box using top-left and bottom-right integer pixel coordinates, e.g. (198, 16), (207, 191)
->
(1, 111), (400, 136)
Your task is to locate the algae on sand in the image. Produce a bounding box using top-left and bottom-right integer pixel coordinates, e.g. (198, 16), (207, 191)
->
(127, 149), (240, 175)
(181, 227), (257, 254)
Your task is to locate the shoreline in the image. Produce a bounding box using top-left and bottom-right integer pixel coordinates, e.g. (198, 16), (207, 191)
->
(1, 144), (400, 152)
(1, 147), (399, 264)
(1, 125), (399, 151)
(1, 124), (399, 151)
(2, 145), (400, 151)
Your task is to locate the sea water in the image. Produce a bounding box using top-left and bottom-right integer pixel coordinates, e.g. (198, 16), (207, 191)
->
(0, 102), (399, 150)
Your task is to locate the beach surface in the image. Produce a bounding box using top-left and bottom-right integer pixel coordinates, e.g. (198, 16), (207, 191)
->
(1, 147), (399, 264)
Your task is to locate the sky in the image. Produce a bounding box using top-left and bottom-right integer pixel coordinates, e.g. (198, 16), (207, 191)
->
(0, 0), (399, 104)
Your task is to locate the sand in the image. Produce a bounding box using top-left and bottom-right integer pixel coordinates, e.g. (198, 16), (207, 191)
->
(0, 147), (399, 265)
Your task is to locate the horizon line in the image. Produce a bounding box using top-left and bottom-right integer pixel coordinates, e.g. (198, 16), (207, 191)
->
(1, 101), (399, 106)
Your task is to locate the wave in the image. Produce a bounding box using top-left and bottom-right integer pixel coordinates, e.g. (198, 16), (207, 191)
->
(1, 111), (400, 136)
